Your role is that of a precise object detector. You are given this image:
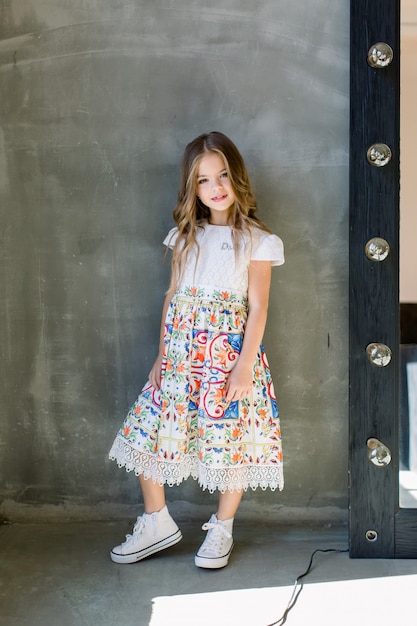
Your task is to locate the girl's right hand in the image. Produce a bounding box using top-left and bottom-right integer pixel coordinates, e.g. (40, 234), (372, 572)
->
(148, 353), (164, 390)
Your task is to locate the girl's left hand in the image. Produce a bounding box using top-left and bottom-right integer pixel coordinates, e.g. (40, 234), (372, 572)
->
(225, 362), (253, 403)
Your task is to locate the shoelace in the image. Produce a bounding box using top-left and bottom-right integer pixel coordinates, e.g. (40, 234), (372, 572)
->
(200, 521), (232, 552)
(123, 516), (145, 543)
(124, 513), (158, 543)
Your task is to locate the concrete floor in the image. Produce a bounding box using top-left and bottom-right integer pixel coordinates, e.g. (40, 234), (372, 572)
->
(1, 519), (417, 626)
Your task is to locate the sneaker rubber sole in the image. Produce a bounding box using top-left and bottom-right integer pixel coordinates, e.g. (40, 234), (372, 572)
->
(194, 542), (234, 569)
(110, 528), (183, 564)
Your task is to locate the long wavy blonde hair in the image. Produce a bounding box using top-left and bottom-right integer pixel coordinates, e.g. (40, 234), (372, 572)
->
(169, 131), (271, 290)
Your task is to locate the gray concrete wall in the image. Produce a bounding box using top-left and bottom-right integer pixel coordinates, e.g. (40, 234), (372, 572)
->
(0, 0), (349, 522)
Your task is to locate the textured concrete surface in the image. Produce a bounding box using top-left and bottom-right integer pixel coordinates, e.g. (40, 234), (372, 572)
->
(1, 521), (417, 626)
(0, 0), (349, 518)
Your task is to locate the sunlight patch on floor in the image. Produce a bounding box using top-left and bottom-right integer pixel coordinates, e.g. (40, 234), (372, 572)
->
(150, 574), (417, 626)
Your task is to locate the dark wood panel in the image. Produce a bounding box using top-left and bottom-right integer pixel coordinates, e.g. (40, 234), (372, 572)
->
(395, 510), (417, 558)
(349, 0), (400, 558)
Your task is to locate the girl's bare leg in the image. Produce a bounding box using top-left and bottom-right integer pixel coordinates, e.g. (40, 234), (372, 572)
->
(139, 475), (243, 518)
(139, 475), (166, 514)
(217, 489), (243, 520)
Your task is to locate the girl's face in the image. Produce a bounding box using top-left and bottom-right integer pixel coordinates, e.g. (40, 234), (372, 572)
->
(196, 152), (235, 225)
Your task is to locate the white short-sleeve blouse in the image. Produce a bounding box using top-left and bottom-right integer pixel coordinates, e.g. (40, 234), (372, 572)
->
(163, 221), (284, 295)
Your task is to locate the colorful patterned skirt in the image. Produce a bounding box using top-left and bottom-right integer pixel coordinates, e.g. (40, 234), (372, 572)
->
(109, 285), (283, 493)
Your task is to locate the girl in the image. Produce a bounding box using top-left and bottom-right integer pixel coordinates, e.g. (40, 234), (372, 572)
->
(109, 131), (285, 569)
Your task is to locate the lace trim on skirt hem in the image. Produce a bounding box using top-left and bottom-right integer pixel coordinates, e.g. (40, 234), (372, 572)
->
(109, 438), (284, 494)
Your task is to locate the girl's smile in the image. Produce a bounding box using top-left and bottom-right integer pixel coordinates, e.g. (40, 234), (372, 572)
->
(197, 152), (235, 224)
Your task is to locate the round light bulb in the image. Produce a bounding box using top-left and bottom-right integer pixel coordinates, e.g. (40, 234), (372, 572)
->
(365, 238), (390, 262)
(367, 42), (394, 68)
(367, 144), (392, 167)
(367, 438), (392, 467)
(366, 343), (392, 367)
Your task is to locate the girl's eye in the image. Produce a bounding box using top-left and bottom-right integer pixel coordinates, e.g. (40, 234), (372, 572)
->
(198, 178), (208, 185)
(220, 171), (228, 178)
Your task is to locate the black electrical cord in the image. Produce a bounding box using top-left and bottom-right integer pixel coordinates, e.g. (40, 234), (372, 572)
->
(266, 547), (349, 626)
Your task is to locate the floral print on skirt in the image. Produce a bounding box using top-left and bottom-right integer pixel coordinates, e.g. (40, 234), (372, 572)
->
(109, 285), (284, 493)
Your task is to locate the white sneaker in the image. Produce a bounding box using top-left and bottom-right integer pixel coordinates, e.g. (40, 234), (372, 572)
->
(110, 505), (182, 564)
(194, 514), (234, 569)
